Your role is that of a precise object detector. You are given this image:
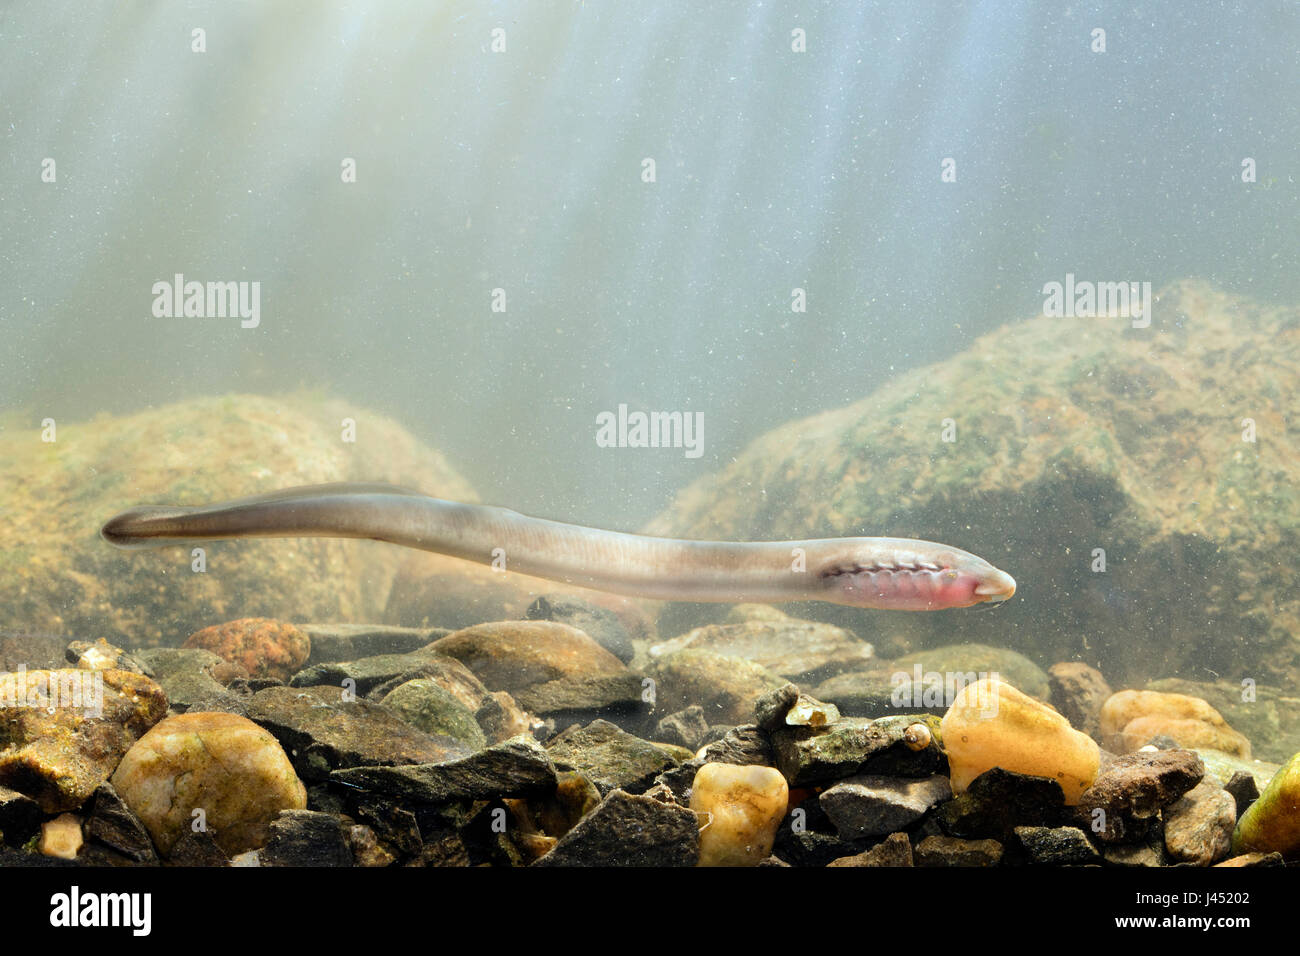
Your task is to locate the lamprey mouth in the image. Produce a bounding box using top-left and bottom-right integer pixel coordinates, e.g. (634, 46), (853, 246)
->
(975, 568), (1017, 603)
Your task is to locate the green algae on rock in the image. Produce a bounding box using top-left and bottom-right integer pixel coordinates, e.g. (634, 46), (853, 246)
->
(644, 281), (1300, 687)
(0, 393), (477, 648)
(1232, 751), (1300, 860)
(111, 711), (307, 857)
(0, 668), (168, 812)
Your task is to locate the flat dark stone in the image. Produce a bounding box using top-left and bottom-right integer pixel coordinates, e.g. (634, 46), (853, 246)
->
(533, 789), (699, 867)
(545, 719), (677, 796)
(330, 736), (557, 804)
(84, 783), (157, 864)
(301, 624), (450, 665)
(259, 810), (353, 867)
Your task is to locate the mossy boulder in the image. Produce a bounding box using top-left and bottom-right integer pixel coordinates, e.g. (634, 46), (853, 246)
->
(646, 281), (1300, 687)
(0, 393), (477, 647)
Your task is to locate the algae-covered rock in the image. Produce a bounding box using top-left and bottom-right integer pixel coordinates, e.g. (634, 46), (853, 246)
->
(0, 668), (168, 812)
(645, 281), (1300, 687)
(111, 711), (307, 857)
(1232, 751), (1300, 860)
(941, 678), (1099, 804)
(0, 393), (478, 648)
(544, 719), (677, 795)
(379, 678), (487, 750)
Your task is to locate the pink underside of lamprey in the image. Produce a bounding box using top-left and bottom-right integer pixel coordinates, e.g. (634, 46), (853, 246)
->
(831, 568), (983, 610)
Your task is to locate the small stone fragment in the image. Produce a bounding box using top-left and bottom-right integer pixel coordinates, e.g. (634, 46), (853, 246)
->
(259, 810), (353, 867)
(914, 835), (1003, 866)
(827, 832), (913, 867)
(655, 706), (713, 751)
(689, 762), (789, 867)
(0, 784), (43, 848)
(1013, 825), (1101, 865)
(1164, 780), (1235, 865)
(1214, 851), (1284, 867)
(941, 677), (1100, 805)
(533, 789), (699, 867)
(819, 774), (951, 839)
(183, 617), (310, 682)
(66, 638), (147, 674)
(1074, 749), (1205, 844)
(545, 719), (677, 795)
(1047, 662), (1111, 739)
(85, 783), (158, 864)
(40, 813), (83, 860)
(110, 711), (307, 857)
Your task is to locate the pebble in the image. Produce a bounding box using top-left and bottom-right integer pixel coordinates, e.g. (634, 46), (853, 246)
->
(1047, 662), (1112, 740)
(110, 711), (307, 857)
(819, 773), (951, 839)
(648, 648), (788, 725)
(1100, 689), (1251, 758)
(299, 623), (449, 664)
(429, 620), (628, 693)
(259, 810), (353, 867)
(533, 789), (699, 867)
(330, 735), (557, 804)
(827, 832), (913, 867)
(941, 677), (1100, 805)
(650, 607), (873, 683)
(545, 719), (677, 795)
(1013, 825), (1101, 865)
(1164, 780), (1235, 865)
(914, 834), (1003, 866)
(1072, 749), (1205, 844)
(689, 762), (789, 866)
(39, 813), (83, 860)
(183, 617), (310, 682)
(380, 678), (487, 750)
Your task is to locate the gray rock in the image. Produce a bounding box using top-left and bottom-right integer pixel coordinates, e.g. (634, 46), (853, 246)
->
(1072, 749), (1204, 844)
(650, 610), (873, 684)
(1163, 780), (1235, 866)
(939, 768), (1065, 840)
(259, 809), (354, 866)
(772, 714), (945, 787)
(380, 678), (487, 750)
(533, 789), (699, 866)
(290, 646), (451, 694)
(330, 736), (557, 804)
(1222, 771), (1258, 821)
(754, 683), (801, 731)
(1014, 826), (1102, 865)
(545, 719), (678, 795)
(512, 673), (649, 721)
(646, 648), (788, 725)
(246, 684), (470, 781)
(654, 725), (774, 800)
(84, 783), (157, 864)
(819, 774), (952, 839)
(655, 706), (712, 751)
(134, 647), (245, 713)
(827, 832), (913, 867)
(893, 644), (1051, 701)
(1047, 662), (1112, 740)
(526, 594), (636, 664)
(914, 835), (1003, 866)
(300, 623), (449, 664)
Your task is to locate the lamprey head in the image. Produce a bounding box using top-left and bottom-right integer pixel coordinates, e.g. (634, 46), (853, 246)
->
(817, 539), (1016, 611)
